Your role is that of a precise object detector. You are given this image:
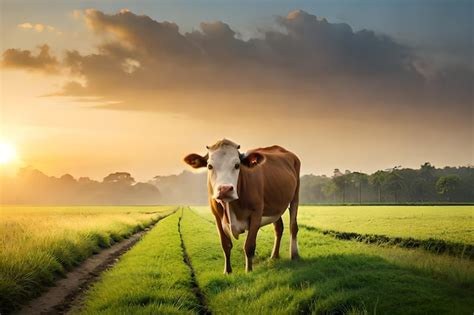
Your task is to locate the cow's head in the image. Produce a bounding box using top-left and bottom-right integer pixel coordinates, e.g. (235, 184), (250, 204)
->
(184, 139), (264, 203)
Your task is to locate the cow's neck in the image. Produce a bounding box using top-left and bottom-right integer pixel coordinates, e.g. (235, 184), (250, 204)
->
(236, 166), (251, 209)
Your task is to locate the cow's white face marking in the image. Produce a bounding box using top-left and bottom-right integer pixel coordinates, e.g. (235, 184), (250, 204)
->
(207, 144), (240, 202)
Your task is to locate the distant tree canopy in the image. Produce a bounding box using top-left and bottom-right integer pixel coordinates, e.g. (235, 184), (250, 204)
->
(300, 163), (473, 204)
(0, 167), (160, 205)
(0, 163), (472, 205)
(436, 175), (461, 201)
(103, 172), (135, 185)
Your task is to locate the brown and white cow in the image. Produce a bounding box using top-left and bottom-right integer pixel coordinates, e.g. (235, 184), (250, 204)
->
(184, 139), (300, 273)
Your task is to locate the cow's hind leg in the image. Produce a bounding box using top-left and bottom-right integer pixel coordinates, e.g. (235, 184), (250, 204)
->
(289, 201), (299, 260)
(271, 217), (283, 259)
(289, 177), (300, 260)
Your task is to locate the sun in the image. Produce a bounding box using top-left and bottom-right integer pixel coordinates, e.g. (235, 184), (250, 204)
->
(0, 142), (18, 164)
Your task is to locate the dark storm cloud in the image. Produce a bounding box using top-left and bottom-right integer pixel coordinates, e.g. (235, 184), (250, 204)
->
(2, 9), (472, 119)
(2, 45), (59, 73)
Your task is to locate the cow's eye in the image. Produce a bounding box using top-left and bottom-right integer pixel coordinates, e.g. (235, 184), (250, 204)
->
(234, 163), (240, 170)
(208, 164), (213, 170)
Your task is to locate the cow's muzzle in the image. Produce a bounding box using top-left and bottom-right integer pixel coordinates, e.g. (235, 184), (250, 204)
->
(215, 184), (236, 202)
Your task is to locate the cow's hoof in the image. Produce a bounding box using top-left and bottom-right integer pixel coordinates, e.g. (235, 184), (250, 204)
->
(291, 254), (300, 260)
(270, 254), (280, 259)
(223, 270), (232, 275)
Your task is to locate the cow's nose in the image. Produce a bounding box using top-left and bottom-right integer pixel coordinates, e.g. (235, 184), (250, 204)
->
(217, 184), (234, 198)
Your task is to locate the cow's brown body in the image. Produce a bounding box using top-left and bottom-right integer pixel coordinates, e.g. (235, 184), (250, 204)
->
(209, 145), (301, 273)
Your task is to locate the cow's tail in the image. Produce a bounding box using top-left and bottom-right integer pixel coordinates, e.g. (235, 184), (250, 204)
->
(290, 156), (300, 209)
(289, 155), (300, 259)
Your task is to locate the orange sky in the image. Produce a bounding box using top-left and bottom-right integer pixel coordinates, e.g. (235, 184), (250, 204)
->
(1, 7), (472, 181)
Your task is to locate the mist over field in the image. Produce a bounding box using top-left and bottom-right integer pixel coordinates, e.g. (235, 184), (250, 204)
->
(1, 163), (472, 205)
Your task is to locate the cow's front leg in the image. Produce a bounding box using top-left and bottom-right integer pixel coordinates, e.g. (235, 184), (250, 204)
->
(244, 214), (261, 272)
(215, 218), (233, 274)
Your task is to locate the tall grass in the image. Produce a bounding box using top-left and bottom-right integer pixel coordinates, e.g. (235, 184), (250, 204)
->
(0, 205), (173, 313)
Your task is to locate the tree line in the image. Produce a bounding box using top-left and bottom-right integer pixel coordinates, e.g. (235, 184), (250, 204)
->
(1, 163), (472, 205)
(300, 163), (473, 204)
(0, 168), (161, 205)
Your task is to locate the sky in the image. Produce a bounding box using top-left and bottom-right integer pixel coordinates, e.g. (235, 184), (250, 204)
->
(0, 0), (472, 180)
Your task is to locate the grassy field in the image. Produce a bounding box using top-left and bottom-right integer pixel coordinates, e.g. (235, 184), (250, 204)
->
(78, 206), (473, 314)
(0, 205), (174, 313)
(80, 210), (200, 314)
(297, 206), (473, 244)
(296, 206), (473, 258)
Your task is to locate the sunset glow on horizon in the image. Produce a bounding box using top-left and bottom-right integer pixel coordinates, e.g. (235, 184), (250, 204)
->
(0, 1), (472, 181)
(0, 142), (18, 165)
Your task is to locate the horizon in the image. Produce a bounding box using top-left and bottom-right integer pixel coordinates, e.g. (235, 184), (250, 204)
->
(4, 161), (473, 183)
(1, 0), (472, 181)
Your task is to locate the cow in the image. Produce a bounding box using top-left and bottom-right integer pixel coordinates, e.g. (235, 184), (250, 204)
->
(184, 139), (300, 273)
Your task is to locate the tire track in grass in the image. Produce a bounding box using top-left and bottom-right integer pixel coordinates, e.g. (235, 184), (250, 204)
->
(17, 208), (178, 315)
(178, 208), (211, 315)
(300, 224), (474, 260)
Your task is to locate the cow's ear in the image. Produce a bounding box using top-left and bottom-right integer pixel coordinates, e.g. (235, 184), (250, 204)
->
(184, 153), (208, 169)
(241, 152), (265, 168)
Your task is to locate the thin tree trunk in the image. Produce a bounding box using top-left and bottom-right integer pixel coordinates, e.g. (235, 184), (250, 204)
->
(359, 185), (362, 204)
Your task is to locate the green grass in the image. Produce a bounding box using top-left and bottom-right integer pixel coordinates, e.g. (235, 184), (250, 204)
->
(0, 205), (174, 313)
(79, 209), (200, 314)
(297, 205), (473, 244)
(6, 205), (474, 314)
(182, 207), (473, 314)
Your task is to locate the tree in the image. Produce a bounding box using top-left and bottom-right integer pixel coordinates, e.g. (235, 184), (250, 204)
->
(322, 180), (338, 202)
(333, 169), (348, 203)
(411, 178), (428, 202)
(436, 175), (460, 201)
(420, 162), (435, 180)
(103, 172), (135, 185)
(384, 170), (404, 203)
(350, 172), (368, 204)
(369, 171), (387, 203)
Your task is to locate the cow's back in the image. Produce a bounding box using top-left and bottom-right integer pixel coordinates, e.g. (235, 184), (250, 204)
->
(252, 146), (300, 215)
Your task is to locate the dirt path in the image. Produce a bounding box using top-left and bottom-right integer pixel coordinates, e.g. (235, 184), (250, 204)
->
(17, 210), (176, 315)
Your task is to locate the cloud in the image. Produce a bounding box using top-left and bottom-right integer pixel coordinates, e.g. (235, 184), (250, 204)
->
(18, 22), (61, 34)
(35, 24), (45, 32)
(2, 45), (59, 73)
(63, 10), (417, 90)
(4, 9), (473, 122)
(18, 22), (33, 29)
(72, 10), (82, 20)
